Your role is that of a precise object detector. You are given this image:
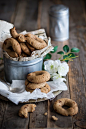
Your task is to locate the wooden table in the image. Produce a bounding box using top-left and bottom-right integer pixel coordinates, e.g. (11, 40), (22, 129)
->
(0, 0), (86, 128)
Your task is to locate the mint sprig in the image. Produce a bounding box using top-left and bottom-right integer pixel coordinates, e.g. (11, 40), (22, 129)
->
(43, 45), (80, 63)
(58, 45), (79, 62)
(50, 46), (58, 53)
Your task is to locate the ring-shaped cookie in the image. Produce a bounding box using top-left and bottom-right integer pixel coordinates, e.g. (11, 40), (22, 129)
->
(6, 49), (18, 58)
(26, 33), (47, 49)
(26, 42), (35, 52)
(19, 104), (36, 118)
(3, 38), (21, 56)
(20, 43), (31, 55)
(53, 98), (78, 116)
(27, 71), (50, 83)
(10, 27), (26, 42)
(21, 52), (28, 57)
(25, 33), (46, 44)
(17, 34), (26, 42)
(25, 79), (46, 89)
(10, 27), (19, 38)
(26, 83), (50, 93)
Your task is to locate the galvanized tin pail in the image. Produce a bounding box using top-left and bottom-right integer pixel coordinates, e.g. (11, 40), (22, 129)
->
(4, 56), (43, 83)
(49, 5), (69, 41)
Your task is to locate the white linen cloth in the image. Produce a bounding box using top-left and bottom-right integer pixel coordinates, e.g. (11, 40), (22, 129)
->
(0, 80), (67, 105)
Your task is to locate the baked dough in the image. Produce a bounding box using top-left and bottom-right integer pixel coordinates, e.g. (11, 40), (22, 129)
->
(20, 43), (31, 55)
(25, 33), (47, 50)
(27, 71), (50, 83)
(3, 38), (21, 56)
(26, 42), (35, 52)
(26, 83), (50, 94)
(53, 98), (78, 116)
(25, 79), (46, 89)
(6, 49), (18, 58)
(19, 104), (36, 118)
(10, 27), (26, 42)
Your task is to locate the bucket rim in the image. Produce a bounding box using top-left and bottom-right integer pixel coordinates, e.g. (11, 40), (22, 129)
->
(3, 56), (43, 66)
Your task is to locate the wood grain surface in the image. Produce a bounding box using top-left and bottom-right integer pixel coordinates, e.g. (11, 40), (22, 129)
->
(0, 0), (86, 129)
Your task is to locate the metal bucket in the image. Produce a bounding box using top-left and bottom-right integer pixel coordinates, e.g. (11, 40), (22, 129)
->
(3, 56), (43, 83)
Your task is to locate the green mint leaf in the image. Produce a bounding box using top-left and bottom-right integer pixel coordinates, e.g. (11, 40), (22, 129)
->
(57, 51), (64, 55)
(63, 45), (69, 53)
(50, 46), (58, 53)
(63, 55), (69, 63)
(68, 53), (76, 58)
(71, 48), (80, 53)
(43, 53), (52, 60)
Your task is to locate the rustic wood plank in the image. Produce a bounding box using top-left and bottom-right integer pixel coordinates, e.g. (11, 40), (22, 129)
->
(0, 56), (30, 126)
(0, 0), (31, 129)
(47, 0), (86, 128)
(14, 0), (27, 30)
(29, 101), (48, 128)
(29, 0), (49, 128)
(0, 100), (8, 129)
(81, 61), (86, 85)
(0, 0), (86, 129)
(28, 0), (72, 128)
(62, 0), (86, 129)
(38, 0), (73, 128)
(14, 0), (39, 32)
(0, 0), (17, 22)
(47, 67), (72, 128)
(29, 128), (73, 129)
(0, 1), (18, 129)
(46, 0), (73, 127)
(1, 102), (29, 129)
(75, 120), (86, 129)
(39, 0), (54, 35)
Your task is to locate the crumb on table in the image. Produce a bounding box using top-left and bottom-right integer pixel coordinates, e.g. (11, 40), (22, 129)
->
(44, 112), (47, 116)
(52, 116), (58, 121)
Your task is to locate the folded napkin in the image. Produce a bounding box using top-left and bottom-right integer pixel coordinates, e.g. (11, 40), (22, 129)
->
(0, 80), (67, 105)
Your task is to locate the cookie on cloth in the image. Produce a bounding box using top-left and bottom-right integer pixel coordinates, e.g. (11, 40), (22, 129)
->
(27, 71), (50, 83)
(26, 83), (50, 94)
(25, 79), (46, 89)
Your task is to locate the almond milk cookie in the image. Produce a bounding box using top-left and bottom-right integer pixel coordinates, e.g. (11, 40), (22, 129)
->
(17, 34), (26, 43)
(25, 33), (36, 38)
(26, 35), (47, 50)
(20, 43), (31, 55)
(10, 27), (26, 42)
(26, 83), (50, 94)
(21, 52), (28, 57)
(25, 33), (46, 45)
(25, 79), (29, 86)
(25, 87), (34, 93)
(19, 104), (36, 118)
(40, 83), (50, 93)
(26, 42), (35, 52)
(26, 81), (46, 90)
(53, 98), (78, 116)
(6, 49), (18, 58)
(10, 27), (19, 38)
(27, 71), (50, 83)
(3, 38), (21, 56)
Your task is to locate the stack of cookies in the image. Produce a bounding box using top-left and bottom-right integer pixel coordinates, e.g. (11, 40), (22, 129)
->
(25, 71), (51, 94)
